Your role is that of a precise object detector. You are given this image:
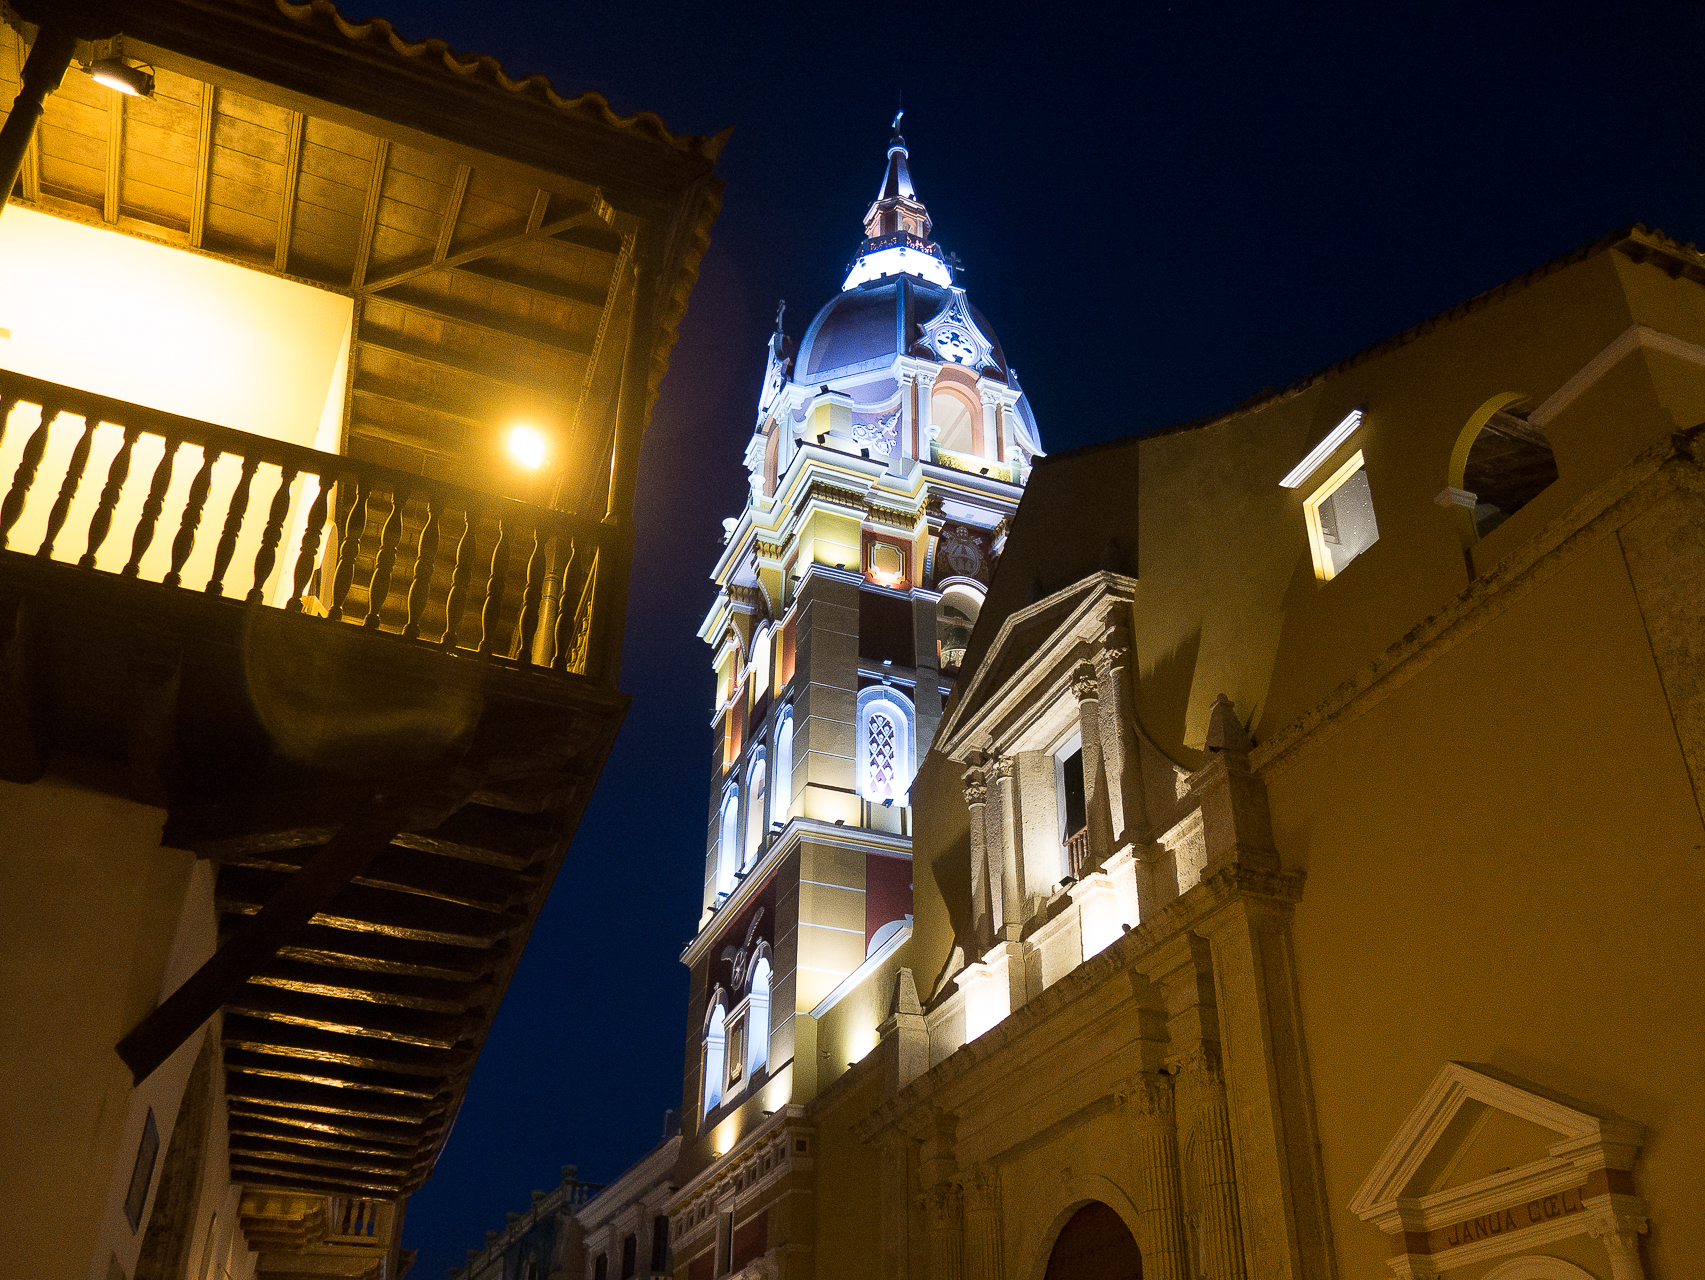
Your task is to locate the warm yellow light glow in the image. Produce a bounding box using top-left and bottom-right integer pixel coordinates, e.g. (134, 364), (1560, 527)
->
(508, 424), (548, 469)
(90, 68), (145, 96)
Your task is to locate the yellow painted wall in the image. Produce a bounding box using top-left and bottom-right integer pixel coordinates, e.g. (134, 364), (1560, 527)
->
(809, 1067), (885, 1280)
(0, 774), (222, 1280)
(1269, 537), (1704, 1278)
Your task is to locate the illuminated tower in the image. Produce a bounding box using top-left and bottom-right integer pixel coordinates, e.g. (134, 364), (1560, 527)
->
(672, 125), (1042, 1269)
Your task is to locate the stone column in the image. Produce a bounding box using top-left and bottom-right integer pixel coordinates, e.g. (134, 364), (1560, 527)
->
(1178, 1047), (1247, 1280)
(1128, 1073), (1190, 1280)
(961, 1166), (1003, 1280)
(1070, 665), (1116, 870)
(1139, 933), (1246, 1280)
(991, 755), (1024, 937)
(924, 1184), (963, 1280)
(917, 371), (938, 461)
(1092, 626), (1148, 850)
(978, 388), (1000, 464)
(878, 1135), (912, 1280)
(962, 764), (993, 954)
(1590, 1210), (1650, 1280)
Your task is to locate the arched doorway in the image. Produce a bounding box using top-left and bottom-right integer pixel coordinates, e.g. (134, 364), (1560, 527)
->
(1043, 1201), (1141, 1280)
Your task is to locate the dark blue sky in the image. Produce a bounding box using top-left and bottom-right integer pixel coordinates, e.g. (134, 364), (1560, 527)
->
(376, 2), (1705, 1274)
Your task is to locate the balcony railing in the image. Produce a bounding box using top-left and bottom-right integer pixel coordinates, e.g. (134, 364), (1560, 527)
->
(1064, 826), (1090, 879)
(0, 368), (616, 681)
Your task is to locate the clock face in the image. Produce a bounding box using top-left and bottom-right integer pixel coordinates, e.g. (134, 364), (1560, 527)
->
(935, 328), (977, 365)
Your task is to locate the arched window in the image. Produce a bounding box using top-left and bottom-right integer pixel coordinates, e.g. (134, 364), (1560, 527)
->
(701, 995), (727, 1116)
(936, 580), (984, 675)
(746, 953), (772, 1078)
(1452, 396), (1559, 537)
(856, 687), (916, 805)
(932, 386), (977, 457)
(716, 790), (739, 896)
(772, 709), (793, 830)
(744, 751), (767, 867)
(749, 626), (772, 701)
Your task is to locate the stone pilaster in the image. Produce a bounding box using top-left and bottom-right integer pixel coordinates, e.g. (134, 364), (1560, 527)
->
(961, 1165), (1003, 1280)
(1590, 1208), (1650, 1280)
(878, 1135), (911, 1280)
(1138, 933), (1247, 1280)
(990, 755), (1023, 935)
(923, 1183), (963, 1280)
(1070, 664), (1116, 869)
(962, 764), (993, 953)
(1177, 1046), (1247, 1280)
(1127, 1072), (1190, 1280)
(1093, 625), (1149, 850)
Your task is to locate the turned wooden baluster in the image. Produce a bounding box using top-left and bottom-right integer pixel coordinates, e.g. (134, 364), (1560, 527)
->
(124, 439), (183, 578)
(477, 513), (508, 657)
(286, 478), (331, 612)
(165, 447), (221, 589)
(1, 403), (60, 550)
(363, 487), (404, 629)
(550, 540), (579, 670)
(205, 455), (258, 595)
(35, 411), (96, 559)
(326, 478), (370, 622)
(0, 394), (18, 456)
(441, 506), (478, 650)
(80, 422), (141, 569)
(247, 464), (299, 603)
(403, 493), (438, 640)
(513, 522), (546, 667)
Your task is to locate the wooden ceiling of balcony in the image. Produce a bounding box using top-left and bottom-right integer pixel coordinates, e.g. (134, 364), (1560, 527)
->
(0, 26), (649, 515)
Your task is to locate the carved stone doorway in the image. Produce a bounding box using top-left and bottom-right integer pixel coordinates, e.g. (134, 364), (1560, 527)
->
(1043, 1201), (1142, 1280)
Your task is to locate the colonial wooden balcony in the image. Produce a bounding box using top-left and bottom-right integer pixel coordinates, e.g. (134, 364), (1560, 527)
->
(0, 366), (631, 1198)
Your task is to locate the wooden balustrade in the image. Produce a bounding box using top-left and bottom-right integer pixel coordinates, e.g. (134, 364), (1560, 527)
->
(0, 368), (611, 679)
(1064, 826), (1090, 879)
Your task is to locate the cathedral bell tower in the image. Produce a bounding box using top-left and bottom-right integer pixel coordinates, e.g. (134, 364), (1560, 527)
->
(671, 124), (1044, 1267)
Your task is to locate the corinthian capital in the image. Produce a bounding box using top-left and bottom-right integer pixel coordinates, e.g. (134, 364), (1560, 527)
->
(1070, 664), (1100, 704)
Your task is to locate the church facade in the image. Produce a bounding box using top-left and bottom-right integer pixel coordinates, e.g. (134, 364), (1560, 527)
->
(650, 127), (1703, 1280)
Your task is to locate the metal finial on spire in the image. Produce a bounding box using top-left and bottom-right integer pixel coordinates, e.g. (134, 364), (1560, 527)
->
(892, 107), (903, 131)
(774, 299), (786, 335)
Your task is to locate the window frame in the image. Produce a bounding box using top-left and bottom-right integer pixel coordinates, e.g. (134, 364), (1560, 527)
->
(1302, 449), (1379, 582)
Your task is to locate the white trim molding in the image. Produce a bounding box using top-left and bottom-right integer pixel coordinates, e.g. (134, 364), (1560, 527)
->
(1350, 1062), (1648, 1280)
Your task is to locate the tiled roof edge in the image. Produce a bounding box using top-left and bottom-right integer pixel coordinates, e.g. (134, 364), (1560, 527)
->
(274, 0), (730, 163)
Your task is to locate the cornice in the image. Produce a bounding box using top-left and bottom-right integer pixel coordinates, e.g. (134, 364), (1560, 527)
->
(680, 816), (911, 967)
(858, 860), (1305, 1139)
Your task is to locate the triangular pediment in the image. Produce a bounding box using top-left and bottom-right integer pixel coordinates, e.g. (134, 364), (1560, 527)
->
(938, 573), (1127, 749)
(1349, 1062), (1644, 1235)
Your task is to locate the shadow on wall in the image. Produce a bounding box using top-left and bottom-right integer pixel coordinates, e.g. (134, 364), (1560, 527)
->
(1137, 625), (1202, 763)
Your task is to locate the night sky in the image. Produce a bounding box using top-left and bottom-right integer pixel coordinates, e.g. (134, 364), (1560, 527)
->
(367, 2), (1705, 1274)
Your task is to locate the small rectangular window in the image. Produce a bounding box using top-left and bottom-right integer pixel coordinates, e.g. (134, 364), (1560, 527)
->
(622, 1233), (638, 1280)
(651, 1215), (672, 1273)
(594, 1256), (608, 1280)
(1303, 450), (1379, 581)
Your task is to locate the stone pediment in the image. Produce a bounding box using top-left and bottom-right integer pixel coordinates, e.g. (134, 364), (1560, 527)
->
(1349, 1062), (1648, 1278)
(937, 572), (1132, 753)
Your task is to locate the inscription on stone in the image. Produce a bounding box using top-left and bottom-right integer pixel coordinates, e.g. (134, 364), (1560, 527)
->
(1431, 1184), (1588, 1252)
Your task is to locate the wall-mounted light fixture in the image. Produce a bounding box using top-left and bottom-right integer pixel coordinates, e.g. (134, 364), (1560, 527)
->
(86, 58), (154, 98)
(507, 423), (548, 470)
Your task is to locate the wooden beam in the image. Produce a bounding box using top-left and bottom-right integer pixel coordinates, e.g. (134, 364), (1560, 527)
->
(190, 83), (214, 248)
(457, 257), (608, 309)
(116, 815), (407, 1084)
(526, 186), (549, 232)
(434, 163), (470, 263)
(360, 198), (610, 294)
(104, 92), (123, 224)
(350, 138), (389, 289)
(357, 324), (584, 395)
(274, 110), (304, 273)
(371, 287), (594, 361)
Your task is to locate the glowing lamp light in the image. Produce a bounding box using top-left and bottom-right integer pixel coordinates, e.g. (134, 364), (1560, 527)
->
(507, 424), (548, 469)
(1279, 408), (1364, 489)
(86, 59), (155, 98)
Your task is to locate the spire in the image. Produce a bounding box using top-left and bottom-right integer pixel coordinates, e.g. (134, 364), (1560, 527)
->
(843, 118), (952, 291)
